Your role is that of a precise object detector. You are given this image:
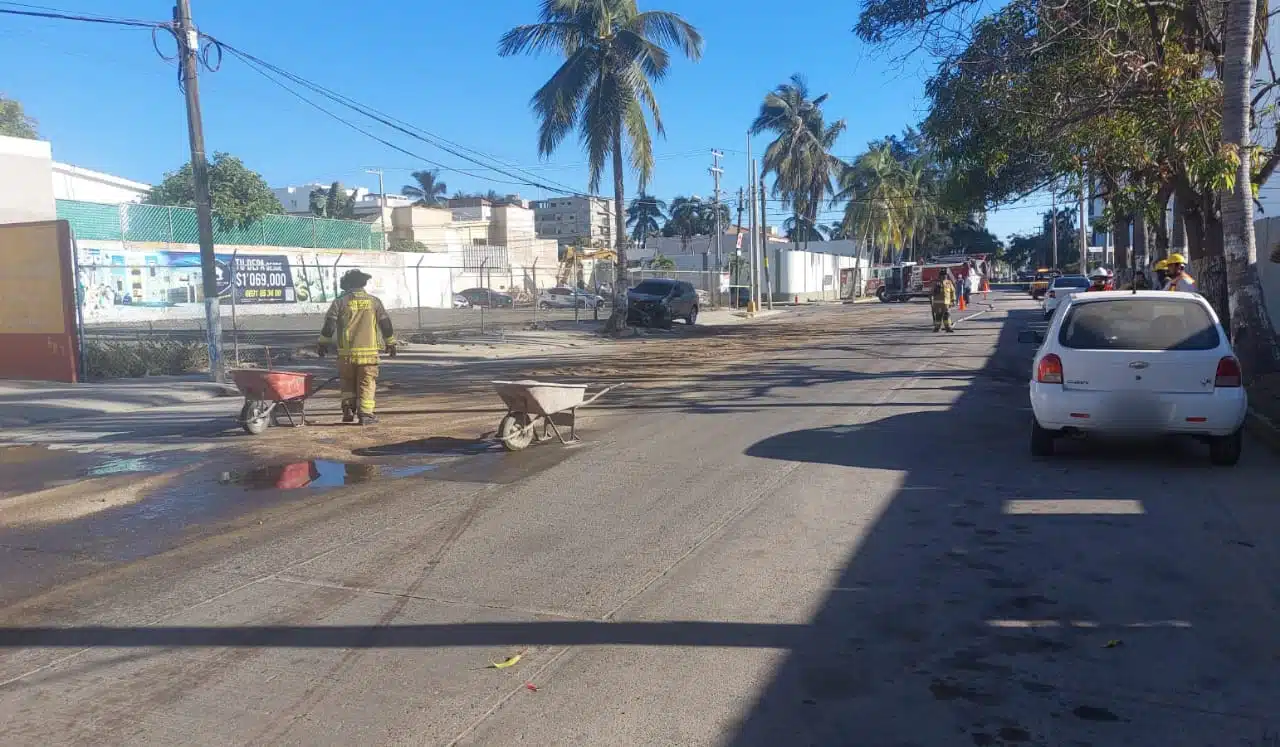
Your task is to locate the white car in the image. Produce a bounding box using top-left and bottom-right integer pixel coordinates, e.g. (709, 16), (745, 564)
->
(1022, 291), (1247, 465)
(452, 293), (470, 309)
(1042, 275), (1090, 319)
(538, 287), (604, 309)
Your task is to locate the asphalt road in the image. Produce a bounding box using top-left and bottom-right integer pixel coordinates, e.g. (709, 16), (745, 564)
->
(3, 295), (1280, 746)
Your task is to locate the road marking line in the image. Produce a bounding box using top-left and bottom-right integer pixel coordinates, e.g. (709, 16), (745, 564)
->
(1003, 499), (1145, 515)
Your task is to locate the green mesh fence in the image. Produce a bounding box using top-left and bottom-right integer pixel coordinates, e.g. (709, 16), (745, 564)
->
(56, 200), (379, 250)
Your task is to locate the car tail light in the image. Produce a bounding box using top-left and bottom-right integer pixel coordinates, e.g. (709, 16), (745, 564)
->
(1036, 354), (1064, 384)
(1215, 356), (1242, 388)
(1048, 290), (1056, 298)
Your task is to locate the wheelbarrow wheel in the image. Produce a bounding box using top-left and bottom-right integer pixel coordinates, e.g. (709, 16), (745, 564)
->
(498, 412), (535, 451)
(240, 400), (272, 435)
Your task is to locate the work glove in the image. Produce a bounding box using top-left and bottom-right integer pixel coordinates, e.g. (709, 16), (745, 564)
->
(386, 344), (398, 358)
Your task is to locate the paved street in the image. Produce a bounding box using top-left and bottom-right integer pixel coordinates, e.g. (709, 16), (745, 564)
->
(2, 293), (1279, 746)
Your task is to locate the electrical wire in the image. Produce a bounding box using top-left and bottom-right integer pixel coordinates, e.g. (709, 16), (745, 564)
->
(204, 34), (591, 197)
(0, 4), (160, 28)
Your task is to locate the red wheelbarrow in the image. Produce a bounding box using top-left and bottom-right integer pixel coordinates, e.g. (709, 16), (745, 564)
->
(230, 369), (337, 435)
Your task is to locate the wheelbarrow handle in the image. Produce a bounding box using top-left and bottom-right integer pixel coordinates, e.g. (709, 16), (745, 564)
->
(579, 383), (624, 408)
(309, 376), (340, 398)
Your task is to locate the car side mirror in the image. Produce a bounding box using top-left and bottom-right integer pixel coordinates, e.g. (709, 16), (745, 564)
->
(1017, 329), (1044, 344)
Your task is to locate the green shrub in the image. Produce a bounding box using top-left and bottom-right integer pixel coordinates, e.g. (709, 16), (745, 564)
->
(83, 339), (210, 379)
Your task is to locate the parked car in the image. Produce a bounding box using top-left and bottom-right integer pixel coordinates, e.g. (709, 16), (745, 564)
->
(1021, 291), (1247, 465)
(626, 278), (699, 328)
(1042, 275), (1090, 319)
(457, 288), (514, 308)
(452, 293), (470, 309)
(538, 286), (605, 309)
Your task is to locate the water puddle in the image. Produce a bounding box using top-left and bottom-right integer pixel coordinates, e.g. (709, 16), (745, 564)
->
(218, 460), (439, 491)
(0, 445), (175, 499)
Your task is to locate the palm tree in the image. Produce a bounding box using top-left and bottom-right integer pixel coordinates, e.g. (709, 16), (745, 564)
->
(499, 0), (704, 330)
(750, 74), (846, 251)
(1221, 0), (1280, 381)
(627, 193), (668, 246)
(836, 144), (907, 262)
(663, 195), (705, 251)
(401, 169), (448, 207)
(783, 216), (825, 242)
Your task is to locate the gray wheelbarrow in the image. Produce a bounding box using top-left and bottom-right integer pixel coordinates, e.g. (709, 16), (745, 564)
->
(491, 380), (622, 451)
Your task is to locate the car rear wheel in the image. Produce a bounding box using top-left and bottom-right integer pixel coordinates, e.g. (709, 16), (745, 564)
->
(686, 306), (698, 325)
(1207, 428), (1243, 466)
(1030, 419), (1057, 457)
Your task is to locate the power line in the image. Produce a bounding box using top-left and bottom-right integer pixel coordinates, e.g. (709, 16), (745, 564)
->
(205, 35), (591, 197)
(0, 3), (160, 28)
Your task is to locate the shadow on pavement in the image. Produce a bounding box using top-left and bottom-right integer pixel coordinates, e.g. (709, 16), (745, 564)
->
(728, 306), (1280, 745)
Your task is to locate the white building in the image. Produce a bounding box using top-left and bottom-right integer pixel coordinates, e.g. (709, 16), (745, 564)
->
(532, 195), (614, 248)
(51, 162), (151, 204)
(272, 184), (413, 217)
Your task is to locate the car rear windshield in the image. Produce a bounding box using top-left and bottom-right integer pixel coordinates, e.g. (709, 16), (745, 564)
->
(1053, 276), (1090, 288)
(632, 280), (674, 295)
(1059, 298), (1220, 351)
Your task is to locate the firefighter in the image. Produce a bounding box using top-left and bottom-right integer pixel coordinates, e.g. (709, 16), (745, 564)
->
(1153, 259), (1170, 289)
(930, 272), (956, 333)
(1162, 253), (1197, 293)
(1086, 267), (1113, 291)
(317, 269), (398, 425)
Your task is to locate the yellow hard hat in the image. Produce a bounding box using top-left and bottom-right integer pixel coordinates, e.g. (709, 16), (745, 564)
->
(1153, 259), (1169, 271)
(1167, 253), (1187, 265)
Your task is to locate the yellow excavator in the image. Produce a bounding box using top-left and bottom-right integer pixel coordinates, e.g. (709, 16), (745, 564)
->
(557, 246), (617, 286)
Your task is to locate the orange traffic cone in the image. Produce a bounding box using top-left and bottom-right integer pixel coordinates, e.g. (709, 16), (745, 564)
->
(958, 294), (967, 311)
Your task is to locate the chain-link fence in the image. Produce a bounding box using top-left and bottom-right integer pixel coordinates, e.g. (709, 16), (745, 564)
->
(57, 199), (380, 250)
(73, 257), (629, 377)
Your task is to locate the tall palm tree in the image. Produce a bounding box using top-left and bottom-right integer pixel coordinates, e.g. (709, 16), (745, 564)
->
(401, 169), (448, 207)
(749, 74), (846, 251)
(500, 0), (703, 329)
(663, 195), (703, 252)
(837, 144), (907, 262)
(1221, 0), (1279, 381)
(626, 193), (668, 246)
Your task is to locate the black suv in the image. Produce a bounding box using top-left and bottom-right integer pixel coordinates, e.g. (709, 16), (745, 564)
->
(626, 278), (699, 328)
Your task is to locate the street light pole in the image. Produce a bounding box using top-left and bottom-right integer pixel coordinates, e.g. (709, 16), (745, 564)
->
(174, 0), (223, 383)
(365, 168), (386, 251)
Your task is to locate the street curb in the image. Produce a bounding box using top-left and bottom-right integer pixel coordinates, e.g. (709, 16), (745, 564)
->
(1245, 407), (1280, 455)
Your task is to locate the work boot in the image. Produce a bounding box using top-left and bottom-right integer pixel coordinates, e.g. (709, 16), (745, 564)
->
(358, 412), (379, 426)
(945, 327), (955, 333)
(341, 403), (356, 424)
(932, 326), (940, 333)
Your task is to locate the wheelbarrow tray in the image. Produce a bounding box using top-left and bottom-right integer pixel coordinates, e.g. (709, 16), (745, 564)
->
(230, 368), (314, 402)
(492, 380), (589, 416)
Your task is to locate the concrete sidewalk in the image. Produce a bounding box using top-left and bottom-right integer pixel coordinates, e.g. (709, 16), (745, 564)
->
(0, 377), (239, 429)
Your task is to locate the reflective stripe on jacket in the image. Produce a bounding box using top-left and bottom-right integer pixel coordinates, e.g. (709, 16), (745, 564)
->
(1164, 273), (1197, 293)
(318, 290), (396, 365)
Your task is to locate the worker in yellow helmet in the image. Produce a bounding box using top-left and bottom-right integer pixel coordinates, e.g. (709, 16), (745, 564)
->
(1162, 253), (1197, 293)
(317, 269), (398, 425)
(1152, 259), (1169, 289)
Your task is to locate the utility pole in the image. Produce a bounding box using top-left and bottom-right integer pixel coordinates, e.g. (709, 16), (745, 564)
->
(747, 135), (758, 311)
(365, 168), (387, 251)
(1078, 167), (1089, 274)
(175, 0), (223, 383)
(1050, 182), (1058, 270)
(710, 149), (723, 306)
(759, 173), (771, 309)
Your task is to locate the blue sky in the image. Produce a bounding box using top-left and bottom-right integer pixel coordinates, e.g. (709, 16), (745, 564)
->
(0, 0), (1048, 241)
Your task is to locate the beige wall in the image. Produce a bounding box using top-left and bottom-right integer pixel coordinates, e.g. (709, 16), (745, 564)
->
(0, 136), (55, 224)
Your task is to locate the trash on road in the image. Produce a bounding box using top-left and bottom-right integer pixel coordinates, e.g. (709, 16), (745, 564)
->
(524, 682), (539, 692)
(488, 654), (523, 669)
(1104, 639), (1123, 648)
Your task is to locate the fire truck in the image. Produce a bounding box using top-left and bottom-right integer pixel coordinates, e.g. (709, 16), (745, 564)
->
(870, 254), (988, 303)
